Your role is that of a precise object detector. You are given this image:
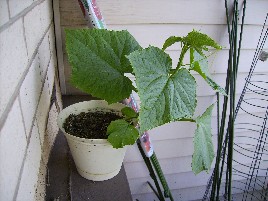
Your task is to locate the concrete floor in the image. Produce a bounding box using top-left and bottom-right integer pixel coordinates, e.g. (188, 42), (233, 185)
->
(45, 96), (132, 201)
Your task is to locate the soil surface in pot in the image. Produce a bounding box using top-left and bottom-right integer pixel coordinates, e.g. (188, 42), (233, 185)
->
(63, 110), (122, 139)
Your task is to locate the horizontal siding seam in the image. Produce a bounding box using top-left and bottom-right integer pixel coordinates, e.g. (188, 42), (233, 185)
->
(130, 186), (207, 196)
(128, 173), (262, 193)
(125, 162), (261, 180)
(104, 22), (264, 26)
(0, 20), (53, 133)
(128, 182), (207, 194)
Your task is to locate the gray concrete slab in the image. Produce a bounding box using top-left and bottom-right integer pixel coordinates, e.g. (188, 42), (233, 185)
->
(46, 131), (70, 201)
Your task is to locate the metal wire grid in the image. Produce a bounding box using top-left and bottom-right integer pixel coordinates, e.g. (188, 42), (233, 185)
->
(203, 12), (268, 201)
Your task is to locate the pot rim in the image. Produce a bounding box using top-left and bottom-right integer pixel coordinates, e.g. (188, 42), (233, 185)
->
(57, 100), (126, 145)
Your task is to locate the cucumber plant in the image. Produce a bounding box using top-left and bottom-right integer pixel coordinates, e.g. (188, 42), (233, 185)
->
(65, 28), (224, 174)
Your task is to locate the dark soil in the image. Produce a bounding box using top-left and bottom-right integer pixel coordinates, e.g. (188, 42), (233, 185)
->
(63, 110), (122, 139)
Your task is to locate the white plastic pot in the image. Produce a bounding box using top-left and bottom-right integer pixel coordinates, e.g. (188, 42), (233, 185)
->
(57, 100), (127, 181)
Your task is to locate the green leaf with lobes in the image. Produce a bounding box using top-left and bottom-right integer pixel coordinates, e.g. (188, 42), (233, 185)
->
(190, 49), (227, 95)
(192, 104), (215, 174)
(107, 119), (140, 148)
(127, 46), (197, 133)
(183, 30), (222, 56)
(65, 29), (141, 104)
(162, 30), (221, 54)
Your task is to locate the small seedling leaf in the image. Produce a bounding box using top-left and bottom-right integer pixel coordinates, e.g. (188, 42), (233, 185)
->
(107, 119), (139, 148)
(183, 30), (221, 56)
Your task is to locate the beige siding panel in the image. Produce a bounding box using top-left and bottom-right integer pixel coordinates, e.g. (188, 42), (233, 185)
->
(187, 72), (261, 96)
(144, 112), (266, 142)
(128, 172), (266, 196)
(125, 136), (210, 162)
(108, 24), (267, 50)
(166, 49), (268, 73)
(128, 171), (212, 194)
(125, 148), (268, 179)
(125, 134), (267, 163)
(197, 93), (267, 117)
(131, 181), (265, 201)
(124, 162), (267, 185)
(144, 114), (265, 143)
(127, 48), (267, 75)
(124, 113), (266, 162)
(124, 156), (195, 180)
(98, 0), (268, 25)
(132, 186), (207, 201)
(56, 1), (268, 200)
(59, 0), (268, 26)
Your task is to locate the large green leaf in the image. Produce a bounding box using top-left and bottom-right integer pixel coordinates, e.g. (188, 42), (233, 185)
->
(128, 46), (197, 133)
(190, 49), (226, 95)
(65, 29), (141, 103)
(183, 30), (221, 56)
(107, 119), (139, 148)
(192, 104), (215, 174)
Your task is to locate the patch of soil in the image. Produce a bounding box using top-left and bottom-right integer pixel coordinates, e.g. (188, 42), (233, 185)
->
(63, 110), (122, 139)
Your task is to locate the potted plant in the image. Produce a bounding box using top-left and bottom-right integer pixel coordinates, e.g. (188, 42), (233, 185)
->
(58, 28), (224, 181)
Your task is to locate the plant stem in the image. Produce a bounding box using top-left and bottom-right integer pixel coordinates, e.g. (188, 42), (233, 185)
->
(176, 45), (189, 70)
(136, 140), (166, 201)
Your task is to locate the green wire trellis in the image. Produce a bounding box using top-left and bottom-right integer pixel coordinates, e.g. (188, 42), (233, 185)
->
(210, 1), (246, 199)
(204, 1), (268, 200)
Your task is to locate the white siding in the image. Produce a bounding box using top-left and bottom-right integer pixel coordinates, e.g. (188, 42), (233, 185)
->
(97, 0), (267, 25)
(96, 1), (268, 200)
(58, 0), (268, 200)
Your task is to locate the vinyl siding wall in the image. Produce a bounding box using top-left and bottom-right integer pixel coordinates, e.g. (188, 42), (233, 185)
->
(58, 0), (268, 200)
(97, 1), (268, 200)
